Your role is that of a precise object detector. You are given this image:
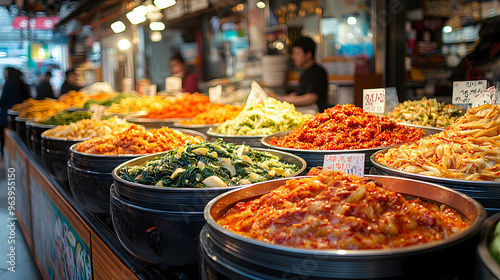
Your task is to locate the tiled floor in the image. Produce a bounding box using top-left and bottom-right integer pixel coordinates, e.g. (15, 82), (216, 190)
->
(0, 157), (43, 279)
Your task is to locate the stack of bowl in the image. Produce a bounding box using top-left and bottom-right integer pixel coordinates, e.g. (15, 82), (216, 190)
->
(28, 122), (55, 159)
(110, 149), (306, 268)
(7, 109), (18, 131)
(201, 176), (486, 280)
(67, 128), (206, 215)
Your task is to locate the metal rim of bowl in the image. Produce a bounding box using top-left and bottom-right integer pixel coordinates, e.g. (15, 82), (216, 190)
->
(477, 212), (500, 278)
(370, 148), (500, 186)
(125, 117), (191, 123)
(397, 122), (446, 133)
(261, 131), (395, 154)
(206, 126), (270, 138)
(15, 116), (34, 122)
(172, 121), (220, 129)
(29, 121), (56, 129)
(7, 109), (19, 115)
(111, 148), (307, 191)
(204, 175), (486, 257)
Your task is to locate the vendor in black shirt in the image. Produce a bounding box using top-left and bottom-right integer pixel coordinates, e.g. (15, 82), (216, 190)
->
(268, 36), (328, 113)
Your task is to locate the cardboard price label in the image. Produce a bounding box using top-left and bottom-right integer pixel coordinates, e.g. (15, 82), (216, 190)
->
(323, 154), (365, 177)
(165, 77), (182, 92)
(91, 105), (106, 120)
(363, 88), (385, 114)
(471, 86), (497, 107)
(209, 85), (223, 103)
(452, 80), (487, 104)
(146, 84), (157, 96)
(245, 81), (268, 108)
(122, 78), (133, 93)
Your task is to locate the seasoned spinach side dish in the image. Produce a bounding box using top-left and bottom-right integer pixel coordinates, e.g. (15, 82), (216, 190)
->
(119, 139), (300, 188)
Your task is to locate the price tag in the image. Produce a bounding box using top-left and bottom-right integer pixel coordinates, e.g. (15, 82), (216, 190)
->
(245, 81), (268, 108)
(323, 154), (365, 177)
(384, 87), (399, 113)
(471, 86), (496, 107)
(363, 88), (386, 114)
(165, 77), (183, 92)
(209, 85), (223, 103)
(91, 105), (105, 120)
(452, 80), (487, 104)
(146, 84), (157, 96)
(122, 78), (133, 93)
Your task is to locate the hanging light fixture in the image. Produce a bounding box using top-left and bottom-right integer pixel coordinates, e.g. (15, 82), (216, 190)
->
(154, 0), (176, 9)
(126, 5), (147, 25)
(118, 39), (131, 50)
(111, 21), (126, 33)
(149, 21), (165, 31)
(151, 31), (162, 42)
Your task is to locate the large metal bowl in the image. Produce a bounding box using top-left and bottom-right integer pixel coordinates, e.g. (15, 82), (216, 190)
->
(67, 128), (207, 215)
(172, 121), (218, 134)
(477, 212), (500, 279)
(15, 116), (32, 145)
(124, 117), (190, 129)
(206, 127), (267, 147)
(110, 148), (306, 267)
(201, 175), (486, 280)
(399, 123), (444, 136)
(262, 131), (393, 173)
(371, 149), (500, 214)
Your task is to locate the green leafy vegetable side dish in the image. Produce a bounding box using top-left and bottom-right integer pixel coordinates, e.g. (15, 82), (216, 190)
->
(489, 220), (500, 264)
(36, 110), (94, 125)
(83, 93), (138, 108)
(119, 139), (300, 188)
(215, 97), (310, 135)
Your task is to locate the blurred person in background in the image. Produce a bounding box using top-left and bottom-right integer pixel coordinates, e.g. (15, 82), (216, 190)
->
(267, 36), (328, 113)
(169, 52), (198, 93)
(36, 71), (55, 100)
(60, 69), (81, 95)
(0, 67), (30, 157)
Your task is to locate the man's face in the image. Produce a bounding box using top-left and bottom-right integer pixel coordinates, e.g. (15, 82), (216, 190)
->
(169, 59), (184, 76)
(292, 47), (310, 68)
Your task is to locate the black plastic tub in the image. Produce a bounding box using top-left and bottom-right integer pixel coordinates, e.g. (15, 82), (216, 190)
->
(15, 117), (30, 144)
(201, 175), (486, 280)
(110, 149), (306, 267)
(41, 134), (86, 190)
(67, 128), (206, 215)
(7, 109), (18, 130)
(476, 212), (500, 279)
(68, 148), (140, 214)
(29, 122), (55, 160)
(25, 120), (33, 151)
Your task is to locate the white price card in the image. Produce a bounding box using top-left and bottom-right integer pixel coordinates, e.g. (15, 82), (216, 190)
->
(165, 77), (183, 92)
(323, 154), (365, 177)
(146, 84), (157, 96)
(91, 105), (106, 120)
(363, 88), (385, 114)
(452, 80), (487, 104)
(122, 78), (133, 93)
(471, 86), (497, 107)
(245, 81), (268, 108)
(209, 85), (223, 103)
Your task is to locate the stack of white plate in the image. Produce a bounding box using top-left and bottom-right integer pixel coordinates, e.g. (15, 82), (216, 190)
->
(261, 55), (288, 87)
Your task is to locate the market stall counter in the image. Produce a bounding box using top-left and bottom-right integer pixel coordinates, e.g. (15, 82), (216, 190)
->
(4, 129), (199, 280)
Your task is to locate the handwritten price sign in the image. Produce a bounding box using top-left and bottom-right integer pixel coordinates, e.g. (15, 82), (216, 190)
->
(452, 80), (487, 104)
(363, 88), (385, 114)
(91, 105), (106, 120)
(471, 86), (497, 107)
(323, 154), (365, 177)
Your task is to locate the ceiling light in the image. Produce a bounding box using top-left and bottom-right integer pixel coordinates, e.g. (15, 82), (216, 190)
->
(126, 5), (147, 24)
(347, 16), (357, 25)
(256, 1), (265, 9)
(118, 39), (131, 50)
(443, 25), (452, 33)
(149, 21), (165, 31)
(151, 31), (162, 42)
(111, 21), (126, 33)
(154, 0), (176, 9)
